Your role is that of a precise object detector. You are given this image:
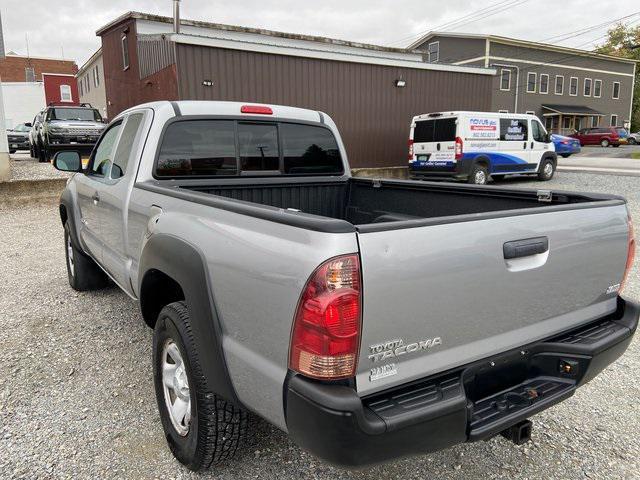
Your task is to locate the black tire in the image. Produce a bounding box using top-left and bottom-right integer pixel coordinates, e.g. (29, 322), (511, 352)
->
(38, 143), (46, 163)
(537, 157), (555, 181)
(9, 150), (16, 154)
(613, 144), (620, 148)
(628, 138), (637, 145)
(600, 138), (610, 147)
(467, 164), (489, 185)
(561, 153), (571, 158)
(64, 221), (109, 291)
(153, 301), (253, 471)
(491, 174), (505, 182)
(29, 144), (35, 158)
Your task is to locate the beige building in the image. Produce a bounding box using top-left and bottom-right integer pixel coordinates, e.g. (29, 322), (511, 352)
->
(76, 48), (107, 119)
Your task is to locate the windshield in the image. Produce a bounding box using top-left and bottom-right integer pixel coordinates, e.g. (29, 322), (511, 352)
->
(12, 124), (31, 132)
(49, 108), (102, 122)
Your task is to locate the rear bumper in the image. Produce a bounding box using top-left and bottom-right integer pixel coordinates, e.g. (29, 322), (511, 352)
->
(409, 158), (473, 180)
(285, 297), (639, 467)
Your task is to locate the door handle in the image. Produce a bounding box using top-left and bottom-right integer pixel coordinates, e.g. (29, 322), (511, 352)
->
(436, 143), (441, 151)
(92, 193), (100, 205)
(523, 142), (527, 149)
(530, 141), (534, 149)
(503, 236), (548, 259)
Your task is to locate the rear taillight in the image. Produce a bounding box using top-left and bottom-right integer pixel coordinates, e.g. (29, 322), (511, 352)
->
(621, 213), (635, 293)
(408, 139), (414, 161)
(561, 140), (569, 145)
(289, 254), (362, 380)
(455, 136), (463, 160)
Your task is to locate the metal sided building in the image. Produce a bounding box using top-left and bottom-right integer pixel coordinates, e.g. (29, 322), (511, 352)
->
(96, 12), (495, 169)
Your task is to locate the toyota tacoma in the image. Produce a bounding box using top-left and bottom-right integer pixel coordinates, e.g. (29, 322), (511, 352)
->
(53, 101), (638, 470)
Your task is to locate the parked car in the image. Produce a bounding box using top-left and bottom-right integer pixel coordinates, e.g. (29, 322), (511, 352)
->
(628, 131), (639, 145)
(551, 133), (581, 158)
(53, 101), (638, 471)
(28, 111), (44, 158)
(570, 127), (621, 147)
(408, 111), (556, 184)
(7, 123), (32, 153)
(33, 103), (106, 163)
(616, 128), (629, 144)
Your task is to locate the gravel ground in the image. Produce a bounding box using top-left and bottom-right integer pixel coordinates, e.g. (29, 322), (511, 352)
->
(9, 154), (71, 181)
(0, 171), (638, 479)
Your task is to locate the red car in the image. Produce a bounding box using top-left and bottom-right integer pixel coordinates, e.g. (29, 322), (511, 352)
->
(570, 127), (620, 147)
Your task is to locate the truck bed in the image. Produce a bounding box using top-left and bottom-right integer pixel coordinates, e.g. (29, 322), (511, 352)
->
(173, 177), (621, 229)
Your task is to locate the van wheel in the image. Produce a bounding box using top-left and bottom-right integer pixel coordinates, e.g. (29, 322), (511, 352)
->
(64, 221), (109, 291)
(537, 158), (555, 181)
(468, 164), (488, 185)
(600, 139), (610, 147)
(153, 301), (253, 471)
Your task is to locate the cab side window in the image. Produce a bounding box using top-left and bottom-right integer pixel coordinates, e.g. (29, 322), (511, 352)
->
(111, 113), (144, 179)
(89, 121), (123, 178)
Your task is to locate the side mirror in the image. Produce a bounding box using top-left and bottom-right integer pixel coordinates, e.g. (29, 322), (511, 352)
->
(53, 151), (83, 172)
(25, 122), (32, 128)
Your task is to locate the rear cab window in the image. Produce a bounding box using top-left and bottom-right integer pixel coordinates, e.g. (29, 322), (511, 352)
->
(155, 120), (344, 178)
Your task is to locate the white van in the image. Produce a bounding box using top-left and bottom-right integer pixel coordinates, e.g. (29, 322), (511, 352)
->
(408, 111), (556, 184)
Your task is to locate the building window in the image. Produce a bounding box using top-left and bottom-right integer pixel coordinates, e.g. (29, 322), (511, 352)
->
(526, 72), (537, 93)
(121, 34), (130, 70)
(93, 65), (100, 87)
(591, 117), (599, 127)
(612, 82), (620, 99)
(563, 117), (571, 129)
(25, 67), (36, 82)
(569, 77), (578, 96)
(500, 69), (511, 91)
(539, 74), (549, 94)
(84, 75), (90, 93)
(79, 79), (83, 97)
(610, 114), (618, 126)
(555, 75), (564, 95)
(593, 79), (602, 98)
(583, 78), (592, 97)
(60, 84), (72, 102)
(427, 42), (439, 63)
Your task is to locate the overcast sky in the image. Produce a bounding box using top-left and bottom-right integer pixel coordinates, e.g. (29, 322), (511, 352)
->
(1, 0), (638, 66)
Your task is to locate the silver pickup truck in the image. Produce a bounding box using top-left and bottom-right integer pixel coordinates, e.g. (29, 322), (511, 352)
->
(53, 101), (638, 471)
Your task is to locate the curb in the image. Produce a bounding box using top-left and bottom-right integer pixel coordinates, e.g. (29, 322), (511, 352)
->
(0, 178), (68, 207)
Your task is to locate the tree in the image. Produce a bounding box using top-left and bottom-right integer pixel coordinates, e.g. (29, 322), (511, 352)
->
(596, 23), (640, 131)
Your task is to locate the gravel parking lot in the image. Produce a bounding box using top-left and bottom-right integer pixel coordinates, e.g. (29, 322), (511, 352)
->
(0, 171), (638, 480)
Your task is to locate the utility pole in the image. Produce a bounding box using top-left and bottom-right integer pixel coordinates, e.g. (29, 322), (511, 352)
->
(0, 10), (10, 182)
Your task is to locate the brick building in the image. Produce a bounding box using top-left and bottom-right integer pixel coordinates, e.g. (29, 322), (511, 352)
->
(0, 53), (77, 82)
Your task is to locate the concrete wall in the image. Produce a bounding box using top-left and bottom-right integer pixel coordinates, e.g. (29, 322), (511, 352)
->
(1, 82), (45, 128)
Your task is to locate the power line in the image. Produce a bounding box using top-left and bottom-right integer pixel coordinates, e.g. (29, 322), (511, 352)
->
(387, 0), (528, 47)
(540, 12), (640, 44)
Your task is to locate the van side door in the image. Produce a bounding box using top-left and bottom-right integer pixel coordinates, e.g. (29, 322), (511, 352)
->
(495, 117), (532, 173)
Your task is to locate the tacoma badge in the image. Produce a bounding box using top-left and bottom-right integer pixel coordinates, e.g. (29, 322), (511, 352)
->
(368, 337), (442, 362)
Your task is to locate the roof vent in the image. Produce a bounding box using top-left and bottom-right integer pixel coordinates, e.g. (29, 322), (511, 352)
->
(173, 0), (181, 34)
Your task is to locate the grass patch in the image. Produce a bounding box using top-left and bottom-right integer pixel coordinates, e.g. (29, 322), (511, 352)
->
(631, 152), (640, 160)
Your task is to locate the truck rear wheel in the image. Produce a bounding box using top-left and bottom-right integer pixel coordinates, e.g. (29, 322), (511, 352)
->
(153, 301), (253, 471)
(64, 222), (109, 291)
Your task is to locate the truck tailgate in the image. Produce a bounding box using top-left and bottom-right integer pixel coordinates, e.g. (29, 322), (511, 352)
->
(356, 204), (630, 395)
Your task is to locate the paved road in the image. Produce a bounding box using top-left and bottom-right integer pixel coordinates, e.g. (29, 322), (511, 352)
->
(1, 171), (639, 479)
(557, 154), (640, 176)
(572, 144), (640, 159)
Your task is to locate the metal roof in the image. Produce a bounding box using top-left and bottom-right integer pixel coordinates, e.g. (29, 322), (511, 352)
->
(541, 104), (604, 116)
(97, 12), (495, 75)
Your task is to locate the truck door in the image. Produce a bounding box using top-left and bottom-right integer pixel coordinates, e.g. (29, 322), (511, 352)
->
(99, 110), (150, 292)
(495, 117), (531, 173)
(74, 121), (124, 263)
(530, 118), (550, 169)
